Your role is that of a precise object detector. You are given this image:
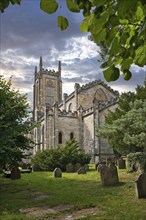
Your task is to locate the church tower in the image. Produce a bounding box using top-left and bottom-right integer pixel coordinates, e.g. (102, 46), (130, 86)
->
(33, 57), (62, 151)
(33, 57), (62, 113)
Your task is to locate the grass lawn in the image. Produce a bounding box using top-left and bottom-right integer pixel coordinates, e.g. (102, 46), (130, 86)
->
(0, 165), (146, 220)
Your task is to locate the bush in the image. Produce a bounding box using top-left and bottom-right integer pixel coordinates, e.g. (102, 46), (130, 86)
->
(127, 152), (146, 172)
(31, 139), (91, 171)
(31, 149), (62, 171)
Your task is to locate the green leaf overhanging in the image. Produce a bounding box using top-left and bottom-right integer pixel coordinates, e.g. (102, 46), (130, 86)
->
(40, 0), (58, 14)
(58, 16), (69, 31)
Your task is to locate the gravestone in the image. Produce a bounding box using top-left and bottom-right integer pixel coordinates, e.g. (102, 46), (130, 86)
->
(99, 163), (119, 186)
(54, 168), (62, 178)
(84, 164), (89, 171)
(77, 166), (86, 174)
(74, 163), (81, 172)
(106, 157), (112, 166)
(11, 167), (21, 180)
(118, 158), (126, 169)
(108, 163), (119, 185)
(21, 163), (28, 169)
(95, 162), (100, 170)
(97, 163), (104, 172)
(66, 163), (74, 173)
(135, 173), (146, 198)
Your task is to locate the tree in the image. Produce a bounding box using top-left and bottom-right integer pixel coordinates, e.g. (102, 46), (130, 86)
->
(97, 80), (146, 155)
(105, 79), (146, 125)
(97, 99), (146, 155)
(1, 0), (146, 82)
(0, 76), (34, 169)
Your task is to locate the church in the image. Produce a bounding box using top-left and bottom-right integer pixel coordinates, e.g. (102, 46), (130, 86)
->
(32, 57), (119, 163)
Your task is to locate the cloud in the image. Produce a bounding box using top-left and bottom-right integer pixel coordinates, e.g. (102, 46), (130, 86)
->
(1, 0), (146, 108)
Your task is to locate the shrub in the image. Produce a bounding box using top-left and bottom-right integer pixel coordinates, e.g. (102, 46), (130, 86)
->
(127, 152), (146, 172)
(31, 139), (91, 171)
(31, 149), (62, 171)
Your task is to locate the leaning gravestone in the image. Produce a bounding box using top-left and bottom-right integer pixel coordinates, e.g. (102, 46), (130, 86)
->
(118, 158), (126, 169)
(135, 173), (146, 198)
(77, 166), (86, 174)
(66, 163), (74, 173)
(11, 167), (21, 180)
(98, 163), (119, 186)
(53, 168), (62, 178)
(74, 163), (81, 172)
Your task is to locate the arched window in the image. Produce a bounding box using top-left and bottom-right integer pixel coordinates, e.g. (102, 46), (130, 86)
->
(95, 88), (107, 102)
(58, 131), (62, 144)
(68, 103), (73, 111)
(70, 132), (74, 140)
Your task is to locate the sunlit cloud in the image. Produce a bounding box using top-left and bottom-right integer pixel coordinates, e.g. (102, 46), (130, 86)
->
(1, 0), (146, 108)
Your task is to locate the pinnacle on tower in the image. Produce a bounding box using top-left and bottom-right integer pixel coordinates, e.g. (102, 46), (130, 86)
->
(39, 56), (43, 71)
(58, 60), (61, 74)
(34, 66), (37, 76)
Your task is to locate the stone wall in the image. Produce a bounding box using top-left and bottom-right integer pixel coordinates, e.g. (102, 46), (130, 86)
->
(83, 113), (94, 160)
(64, 83), (117, 112)
(97, 104), (118, 160)
(58, 116), (80, 145)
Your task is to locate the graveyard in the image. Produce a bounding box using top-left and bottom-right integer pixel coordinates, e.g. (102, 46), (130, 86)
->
(0, 165), (146, 220)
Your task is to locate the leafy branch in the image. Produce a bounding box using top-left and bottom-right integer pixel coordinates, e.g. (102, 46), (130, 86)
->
(1, 0), (146, 82)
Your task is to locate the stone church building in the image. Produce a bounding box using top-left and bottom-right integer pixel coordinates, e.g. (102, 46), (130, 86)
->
(33, 57), (119, 163)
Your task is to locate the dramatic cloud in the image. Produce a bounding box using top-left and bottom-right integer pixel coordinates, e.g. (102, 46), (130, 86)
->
(1, 0), (146, 108)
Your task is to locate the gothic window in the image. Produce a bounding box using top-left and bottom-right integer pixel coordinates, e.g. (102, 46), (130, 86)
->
(46, 87), (54, 104)
(70, 132), (74, 140)
(68, 103), (73, 111)
(46, 87), (54, 96)
(58, 131), (62, 144)
(95, 88), (107, 102)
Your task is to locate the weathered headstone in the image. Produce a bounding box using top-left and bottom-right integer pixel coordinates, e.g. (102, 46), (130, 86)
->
(118, 158), (126, 169)
(77, 166), (86, 174)
(11, 167), (21, 180)
(54, 168), (62, 178)
(135, 173), (146, 198)
(97, 163), (104, 172)
(106, 157), (112, 166)
(108, 163), (119, 185)
(95, 162), (100, 170)
(84, 164), (89, 171)
(99, 163), (119, 186)
(21, 163), (28, 169)
(74, 163), (81, 172)
(66, 163), (74, 173)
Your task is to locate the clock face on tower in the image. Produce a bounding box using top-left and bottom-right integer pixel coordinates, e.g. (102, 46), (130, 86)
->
(95, 88), (107, 101)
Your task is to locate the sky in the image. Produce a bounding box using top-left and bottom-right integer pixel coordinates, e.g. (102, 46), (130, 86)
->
(0, 0), (146, 108)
